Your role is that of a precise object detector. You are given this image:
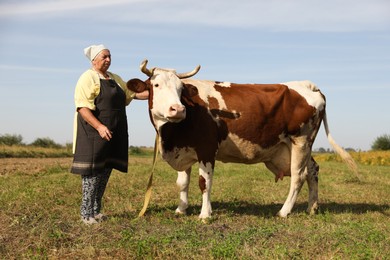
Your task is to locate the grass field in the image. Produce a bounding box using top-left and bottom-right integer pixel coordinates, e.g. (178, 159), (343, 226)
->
(0, 154), (389, 259)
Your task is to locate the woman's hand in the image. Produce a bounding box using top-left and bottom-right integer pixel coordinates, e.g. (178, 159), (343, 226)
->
(97, 125), (113, 141)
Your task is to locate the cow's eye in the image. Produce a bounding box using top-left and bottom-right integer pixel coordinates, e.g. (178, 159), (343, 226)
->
(154, 84), (159, 88)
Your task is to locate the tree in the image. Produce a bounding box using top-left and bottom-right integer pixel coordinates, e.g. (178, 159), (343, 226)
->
(0, 134), (24, 146)
(30, 137), (62, 149)
(316, 147), (327, 153)
(371, 134), (390, 151)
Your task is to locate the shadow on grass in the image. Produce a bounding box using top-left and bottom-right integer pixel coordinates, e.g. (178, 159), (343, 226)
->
(143, 201), (390, 218)
(317, 202), (390, 216)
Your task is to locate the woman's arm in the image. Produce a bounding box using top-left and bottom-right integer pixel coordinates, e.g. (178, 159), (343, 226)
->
(78, 107), (112, 141)
(134, 90), (149, 100)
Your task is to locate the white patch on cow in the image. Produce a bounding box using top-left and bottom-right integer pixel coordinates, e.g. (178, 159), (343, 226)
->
(281, 80), (325, 111)
(182, 79), (230, 110)
(221, 133), (263, 161)
(161, 145), (197, 171)
(175, 169), (191, 215)
(217, 81), (231, 88)
(199, 161), (213, 175)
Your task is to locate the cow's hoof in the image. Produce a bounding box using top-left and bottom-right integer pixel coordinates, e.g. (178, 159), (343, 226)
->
(175, 208), (187, 215)
(276, 211), (289, 218)
(198, 212), (211, 220)
(307, 206), (319, 215)
(198, 212), (212, 222)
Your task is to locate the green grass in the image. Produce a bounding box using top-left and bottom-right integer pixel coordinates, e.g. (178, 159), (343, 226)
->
(0, 144), (73, 158)
(0, 157), (389, 259)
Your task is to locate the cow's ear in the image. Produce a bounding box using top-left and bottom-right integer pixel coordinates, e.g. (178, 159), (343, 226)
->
(182, 84), (198, 97)
(127, 78), (148, 93)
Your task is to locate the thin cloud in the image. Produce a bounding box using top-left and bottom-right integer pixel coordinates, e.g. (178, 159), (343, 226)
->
(122, 0), (390, 32)
(1, 0), (389, 32)
(0, 0), (146, 17)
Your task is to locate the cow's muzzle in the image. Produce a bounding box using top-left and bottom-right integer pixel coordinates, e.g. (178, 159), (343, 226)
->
(167, 104), (186, 122)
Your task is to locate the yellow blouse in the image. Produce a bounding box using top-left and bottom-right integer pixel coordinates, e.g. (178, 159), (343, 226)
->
(74, 69), (135, 109)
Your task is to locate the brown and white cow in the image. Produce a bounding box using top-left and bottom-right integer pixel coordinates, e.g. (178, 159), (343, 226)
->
(127, 60), (357, 219)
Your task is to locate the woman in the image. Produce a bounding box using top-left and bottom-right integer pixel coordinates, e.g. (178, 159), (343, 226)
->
(71, 44), (148, 224)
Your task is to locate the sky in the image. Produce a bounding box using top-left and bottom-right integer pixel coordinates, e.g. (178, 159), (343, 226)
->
(0, 0), (389, 151)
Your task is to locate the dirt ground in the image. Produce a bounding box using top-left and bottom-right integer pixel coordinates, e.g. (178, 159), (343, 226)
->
(0, 157), (72, 175)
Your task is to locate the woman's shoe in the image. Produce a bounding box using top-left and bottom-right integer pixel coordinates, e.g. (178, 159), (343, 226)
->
(94, 213), (107, 222)
(81, 216), (98, 225)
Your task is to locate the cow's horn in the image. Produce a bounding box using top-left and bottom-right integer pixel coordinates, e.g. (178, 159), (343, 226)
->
(176, 65), (201, 79)
(140, 59), (154, 77)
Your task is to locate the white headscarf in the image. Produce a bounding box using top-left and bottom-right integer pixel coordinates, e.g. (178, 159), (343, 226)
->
(83, 44), (108, 61)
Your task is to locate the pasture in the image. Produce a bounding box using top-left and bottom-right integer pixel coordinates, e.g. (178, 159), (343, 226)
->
(0, 153), (389, 259)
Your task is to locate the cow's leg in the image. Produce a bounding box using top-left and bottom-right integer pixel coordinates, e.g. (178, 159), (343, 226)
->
(277, 138), (310, 217)
(175, 168), (191, 215)
(306, 157), (319, 215)
(198, 162), (214, 219)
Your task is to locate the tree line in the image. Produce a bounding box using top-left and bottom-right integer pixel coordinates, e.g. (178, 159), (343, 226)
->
(0, 134), (69, 149)
(1, 133), (390, 151)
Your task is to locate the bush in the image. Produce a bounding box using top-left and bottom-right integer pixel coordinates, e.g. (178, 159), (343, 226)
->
(129, 146), (154, 157)
(371, 134), (390, 151)
(0, 134), (24, 146)
(130, 146), (143, 155)
(30, 137), (63, 149)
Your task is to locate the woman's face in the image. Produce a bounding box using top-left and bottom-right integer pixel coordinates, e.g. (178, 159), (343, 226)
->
(92, 49), (111, 73)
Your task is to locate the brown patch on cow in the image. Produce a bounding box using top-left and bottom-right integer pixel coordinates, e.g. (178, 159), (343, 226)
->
(208, 97), (240, 119)
(212, 83), (316, 148)
(182, 83), (199, 98)
(181, 83), (204, 106)
(208, 96), (219, 110)
(283, 88), (316, 134)
(199, 175), (206, 193)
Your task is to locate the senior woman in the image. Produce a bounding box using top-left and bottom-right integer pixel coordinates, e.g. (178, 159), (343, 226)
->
(71, 44), (148, 225)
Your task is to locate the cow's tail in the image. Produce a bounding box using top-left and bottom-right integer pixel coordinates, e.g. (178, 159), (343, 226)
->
(323, 111), (359, 177)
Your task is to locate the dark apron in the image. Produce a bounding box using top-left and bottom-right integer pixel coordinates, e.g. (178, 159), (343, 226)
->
(71, 79), (128, 175)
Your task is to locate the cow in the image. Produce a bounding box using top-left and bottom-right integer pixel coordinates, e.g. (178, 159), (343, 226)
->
(127, 60), (357, 219)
